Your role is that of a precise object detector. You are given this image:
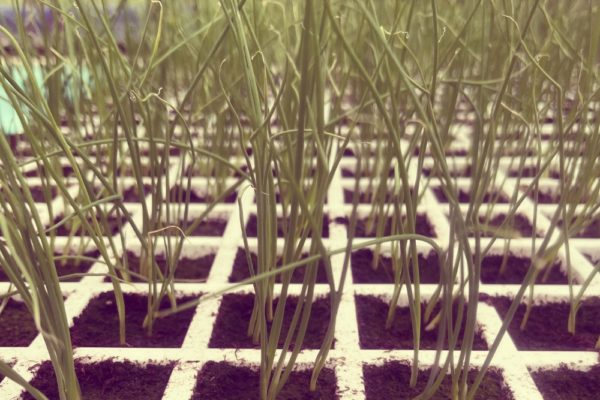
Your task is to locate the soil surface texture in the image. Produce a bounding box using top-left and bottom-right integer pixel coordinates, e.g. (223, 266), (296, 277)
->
(23, 360), (173, 400)
(531, 364), (600, 400)
(106, 251), (214, 282)
(351, 249), (440, 284)
(209, 293), (332, 349)
(229, 248), (329, 283)
(192, 361), (338, 399)
(433, 187), (509, 203)
(476, 214), (540, 238)
(176, 218), (228, 236)
(246, 215), (330, 238)
(169, 185), (237, 203)
(480, 255), (568, 284)
(335, 214), (436, 238)
(363, 361), (513, 399)
(70, 292), (198, 347)
(485, 296), (600, 350)
(0, 299), (38, 346)
(355, 295), (487, 350)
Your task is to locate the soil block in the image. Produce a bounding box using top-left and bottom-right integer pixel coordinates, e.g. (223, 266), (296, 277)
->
(363, 361), (513, 400)
(351, 249), (440, 284)
(246, 215), (330, 238)
(531, 364), (600, 400)
(192, 361), (338, 400)
(23, 360), (173, 400)
(254, 190), (328, 204)
(0, 249), (100, 282)
(169, 185), (237, 203)
(433, 187), (509, 203)
(575, 218), (600, 238)
(480, 255), (569, 285)
(485, 296), (600, 350)
(51, 213), (126, 236)
(70, 292), (198, 347)
(177, 218), (228, 236)
(335, 214), (436, 238)
(28, 186), (57, 202)
(341, 167), (394, 178)
(424, 165), (472, 178)
(508, 166), (539, 178)
(476, 214), (539, 238)
(343, 188), (395, 204)
(0, 299), (38, 346)
(120, 184), (152, 202)
(209, 293), (332, 350)
(24, 164), (74, 178)
(106, 251), (214, 282)
(355, 295), (487, 350)
(229, 248), (329, 284)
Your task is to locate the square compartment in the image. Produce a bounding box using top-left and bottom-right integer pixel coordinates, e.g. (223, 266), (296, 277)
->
(335, 214), (436, 238)
(245, 215), (329, 238)
(351, 249), (440, 284)
(486, 296), (600, 351)
(354, 295), (487, 350)
(70, 292), (199, 348)
(108, 250), (215, 282)
(480, 254), (569, 285)
(530, 365), (600, 400)
(209, 293), (332, 349)
(192, 361), (338, 400)
(0, 298), (38, 346)
(23, 360), (174, 400)
(229, 248), (329, 284)
(363, 362), (513, 400)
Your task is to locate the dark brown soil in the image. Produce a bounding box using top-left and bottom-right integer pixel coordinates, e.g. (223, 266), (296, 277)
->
(0, 249), (100, 282)
(25, 164), (74, 178)
(168, 185), (237, 203)
(475, 214), (540, 238)
(355, 295), (487, 350)
(177, 218), (228, 236)
(480, 255), (568, 284)
(341, 167), (394, 178)
(485, 296), (600, 350)
(51, 213), (126, 236)
(508, 166), (539, 178)
(229, 248), (329, 284)
(106, 251), (214, 282)
(28, 186), (57, 202)
(209, 293), (332, 350)
(55, 249), (101, 282)
(0, 299), (38, 346)
(351, 249), (440, 284)
(343, 189), (395, 204)
(192, 361), (338, 400)
(363, 362), (513, 399)
(120, 184), (152, 202)
(246, 215), (330, 238)
(23, 360), (174, 400)
(70, 292), (198, 347)
(424, 165), (472, 178)
(574, 218), (600, 238)
(524, 188), (587, 204)
(531, 364), (600, 400)
(433, 187), (508, 203)
(335, 214), (436, 238)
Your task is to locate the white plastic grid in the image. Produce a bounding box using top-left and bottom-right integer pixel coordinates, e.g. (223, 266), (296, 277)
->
(0, 134), (599, 399)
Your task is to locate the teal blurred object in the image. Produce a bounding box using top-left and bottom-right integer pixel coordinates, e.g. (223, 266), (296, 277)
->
(0, 63), (91, 135)
(0, 64), (44, 135)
